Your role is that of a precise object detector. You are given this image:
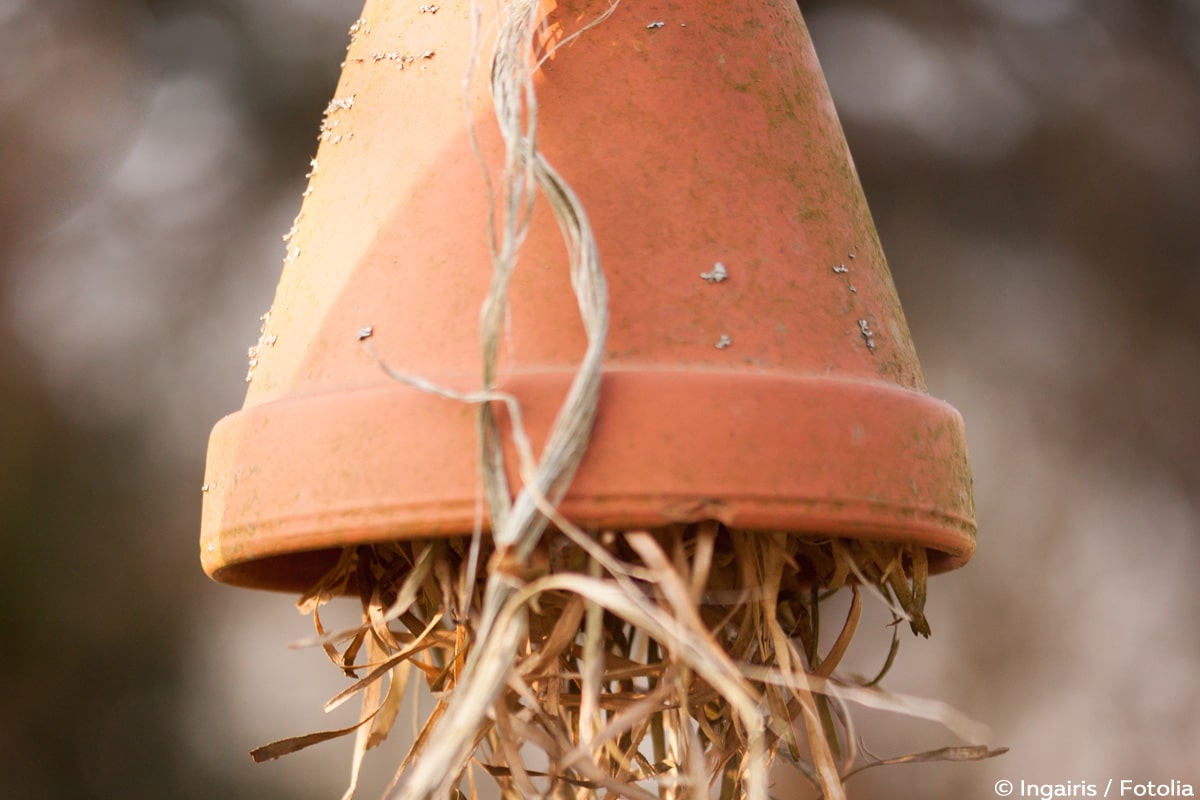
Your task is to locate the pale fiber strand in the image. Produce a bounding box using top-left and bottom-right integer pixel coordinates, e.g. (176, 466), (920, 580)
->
(388, 0), (610, 796)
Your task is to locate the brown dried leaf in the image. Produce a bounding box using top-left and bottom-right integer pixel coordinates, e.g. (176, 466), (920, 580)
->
(814, 586), (861, 679)
(249, 716), (377, 763)
(340, 634), (385, 800)
(843, 744), (1009, 782)
(323, 613), (443, 713)
(367, 661), (409, 749)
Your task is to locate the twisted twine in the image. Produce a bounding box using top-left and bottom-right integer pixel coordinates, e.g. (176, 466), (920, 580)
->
(388, 1), (614, 796)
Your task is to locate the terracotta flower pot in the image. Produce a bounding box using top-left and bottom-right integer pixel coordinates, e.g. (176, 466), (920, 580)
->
(201, 0), (975, 592)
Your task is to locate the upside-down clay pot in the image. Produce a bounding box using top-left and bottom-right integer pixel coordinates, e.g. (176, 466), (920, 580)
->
(201, 0), (976, 591)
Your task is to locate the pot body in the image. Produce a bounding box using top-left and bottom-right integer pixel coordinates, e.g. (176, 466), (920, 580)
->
(201, 0), (976, 591)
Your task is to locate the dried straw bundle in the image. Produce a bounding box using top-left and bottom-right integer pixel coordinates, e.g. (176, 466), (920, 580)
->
(253, 527), (1000, 799)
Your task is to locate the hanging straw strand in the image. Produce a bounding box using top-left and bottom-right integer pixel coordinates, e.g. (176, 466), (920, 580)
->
(388, 1), (611, 796)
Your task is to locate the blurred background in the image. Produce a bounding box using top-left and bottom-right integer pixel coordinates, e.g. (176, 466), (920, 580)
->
(1, 0), (1197, 797)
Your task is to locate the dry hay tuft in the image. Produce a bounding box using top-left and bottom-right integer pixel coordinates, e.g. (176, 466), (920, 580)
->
(252, 524), (1004, 799)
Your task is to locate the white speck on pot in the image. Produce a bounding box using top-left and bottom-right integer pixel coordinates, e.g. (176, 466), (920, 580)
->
(348, 18), (370, 42)
(701, 262), (728, 283)
(715, 334), (732, 349)
(647, 21), (666, 29)
(358, 326), (374, 341)
(282, 212), (304, 244)
(324, 95), (356, 114)
(419, 4), (439, 12)
(318, 116), (350, 144)
(246, 312), (275, 381)
(832, 264), (849, 274)
(857, 319), (876, 352)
